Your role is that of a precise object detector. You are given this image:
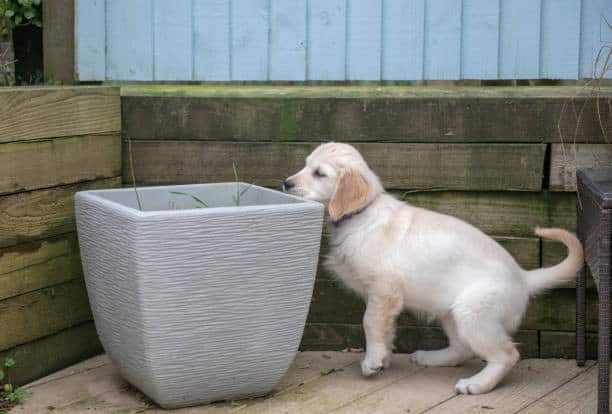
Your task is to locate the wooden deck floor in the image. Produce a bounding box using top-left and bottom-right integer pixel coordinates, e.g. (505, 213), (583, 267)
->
(15, 352), (599, 413)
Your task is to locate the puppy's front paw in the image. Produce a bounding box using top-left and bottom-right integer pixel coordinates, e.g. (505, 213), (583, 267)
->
(361, 352), (389, 377)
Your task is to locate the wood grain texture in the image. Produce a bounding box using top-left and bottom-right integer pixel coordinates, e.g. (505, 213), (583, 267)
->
(0, 87), (120, 144)
(550, 144), (612, 191)
(425, 359), (593, 414)
(43, 0), (75, 84)
(0, 234), (82, 301)
(0, 279), (93, 351)
(539, 330), (598, 360)
(301, 323), (538, 358)
(123, 141), (545, 191)
(0, 134), (121, 195)
(520, 364), (598, 414)
(403, 191), (576, 237)
(121, 88), (612, 143)
(0, 322), (101, 387)
(0, 177), (121, 249)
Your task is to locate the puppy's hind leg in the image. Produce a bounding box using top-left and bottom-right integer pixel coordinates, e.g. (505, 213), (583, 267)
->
(361, 289), (403, 377)
(452, 301), (520, 395)
(410, 314), (474, 367)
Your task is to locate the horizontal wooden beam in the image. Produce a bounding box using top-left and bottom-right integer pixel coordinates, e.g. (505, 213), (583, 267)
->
(0, 177), (121, 249)
(539, 331), (598, 360)
(0, 279), (92, 351)
(0, 322), (101, 387)
(549, 144), (612, 191)
(124, 141), (546, 191)
(0, 87), (120, 144)
(300, 323), (539, 358)
(402, 191), (575, 237)
(0, 234), (82, 301)
(121, 86), (611, 143)
(0, 134), (121, 195)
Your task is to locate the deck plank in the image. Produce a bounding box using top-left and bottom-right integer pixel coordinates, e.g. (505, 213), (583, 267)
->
(424, 359), (595, 414)
(518, 363), (598, 414)
(15, 354), (598, 413)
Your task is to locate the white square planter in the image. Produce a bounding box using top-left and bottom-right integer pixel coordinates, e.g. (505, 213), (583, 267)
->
(74, 183), (324, 409)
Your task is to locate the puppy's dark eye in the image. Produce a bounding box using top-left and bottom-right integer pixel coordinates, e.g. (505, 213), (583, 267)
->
(313, 169), (326, 178)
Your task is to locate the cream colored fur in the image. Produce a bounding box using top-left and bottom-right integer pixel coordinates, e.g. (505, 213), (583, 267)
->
(285, 142), (583, 395)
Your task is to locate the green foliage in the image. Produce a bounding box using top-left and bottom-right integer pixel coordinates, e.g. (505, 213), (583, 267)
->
(231, 161), (251, 207)
(0, 0), (42, 38)
(167, 162), (252, 210)
(0, 357), (30, 412)
(169, 191), (209, 208)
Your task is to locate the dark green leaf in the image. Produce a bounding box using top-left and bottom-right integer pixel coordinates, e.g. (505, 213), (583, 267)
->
(168, 191), (209, 208)
(4, 358), (15, 368)
(4, 9), (13, 17)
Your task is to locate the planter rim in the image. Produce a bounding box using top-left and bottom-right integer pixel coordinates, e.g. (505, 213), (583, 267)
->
(75, 182), (323, 218)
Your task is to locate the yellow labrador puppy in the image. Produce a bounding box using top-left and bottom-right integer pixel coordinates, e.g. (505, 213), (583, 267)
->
(284, 142), (583, 395)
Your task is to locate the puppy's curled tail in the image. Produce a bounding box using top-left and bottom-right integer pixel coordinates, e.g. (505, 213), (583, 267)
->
(523, 227), (584, 294)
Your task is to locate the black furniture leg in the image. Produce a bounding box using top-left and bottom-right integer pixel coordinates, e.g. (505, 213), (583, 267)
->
(577, 262), (586, 366)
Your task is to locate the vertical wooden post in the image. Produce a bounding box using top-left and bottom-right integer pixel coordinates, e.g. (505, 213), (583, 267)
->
(43, 0), (75, 84)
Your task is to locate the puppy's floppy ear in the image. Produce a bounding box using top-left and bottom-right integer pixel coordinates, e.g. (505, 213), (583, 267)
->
(328, 169), (372, 222)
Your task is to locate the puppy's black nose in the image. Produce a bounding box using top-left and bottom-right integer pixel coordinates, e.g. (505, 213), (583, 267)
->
(283, 179), (295, 189)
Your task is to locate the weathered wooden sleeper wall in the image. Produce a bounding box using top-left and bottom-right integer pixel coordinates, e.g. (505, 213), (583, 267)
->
(0, 86), (121, 385)
(121, 85), (612, 359)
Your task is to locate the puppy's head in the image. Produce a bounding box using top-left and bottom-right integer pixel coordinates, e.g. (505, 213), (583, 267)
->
(284, 143), (383, 222)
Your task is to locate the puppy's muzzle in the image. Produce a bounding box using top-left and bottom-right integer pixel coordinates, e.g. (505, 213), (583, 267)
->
(283, 178), (295, 192)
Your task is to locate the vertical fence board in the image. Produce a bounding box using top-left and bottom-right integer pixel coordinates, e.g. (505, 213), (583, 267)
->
(499, 0), (541, 79)
(307, 0), (346, 80)
(270, 0), (307, 80)
(382, 0), (425, 80)
(75, 0), (105, 81)
(231, 0), (270, 80)
(579, 0), (612, 78)
(193, 0), (230, 81)
(106, 0), (153, 80)
(346, 0), (382, 80)
(461, 0), (500, 79)
(153, 0), (192, 81)
(424, 0), (462, 80)
(540, 0), (581, 79)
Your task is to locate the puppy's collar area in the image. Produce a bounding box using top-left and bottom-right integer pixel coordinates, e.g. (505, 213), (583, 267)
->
(330, 194), (381, 227)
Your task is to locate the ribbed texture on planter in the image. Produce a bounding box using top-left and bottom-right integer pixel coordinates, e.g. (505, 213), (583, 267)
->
(75, 183), (324, 408)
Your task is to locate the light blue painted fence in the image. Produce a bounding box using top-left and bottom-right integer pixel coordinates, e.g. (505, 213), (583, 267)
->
(75, 0), (612, 81)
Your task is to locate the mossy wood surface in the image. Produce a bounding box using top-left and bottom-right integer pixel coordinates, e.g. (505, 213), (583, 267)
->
(121, 86), (611, 143)
(124, 141), (546, 191)
(0, 86), (120, 143)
